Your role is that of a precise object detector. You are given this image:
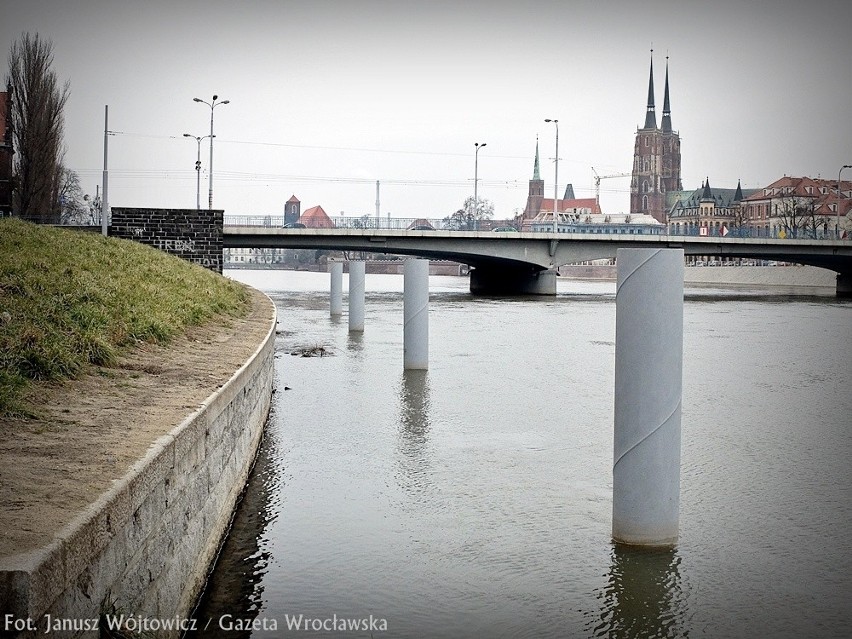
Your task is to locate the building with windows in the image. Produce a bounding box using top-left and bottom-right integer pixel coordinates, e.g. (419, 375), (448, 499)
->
(740, 176), (852, 239)
(668, 178), (757, 236)
(630, 53), (682, 224)
(284, 195), (300, 225)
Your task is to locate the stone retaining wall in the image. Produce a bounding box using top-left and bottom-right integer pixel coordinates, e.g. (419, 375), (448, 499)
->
(0, 294), (276, 638)
(110, 207), (224, 273)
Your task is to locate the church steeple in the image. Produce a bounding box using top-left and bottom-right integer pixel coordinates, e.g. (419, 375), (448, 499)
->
(661, 57), (672, 133)
(644, 50), (657, 129)
(734, 179), (744, 202)
(533, 136), (540, 180)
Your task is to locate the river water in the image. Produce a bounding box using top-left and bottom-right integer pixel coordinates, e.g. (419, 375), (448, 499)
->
(191, 270), (850, 638)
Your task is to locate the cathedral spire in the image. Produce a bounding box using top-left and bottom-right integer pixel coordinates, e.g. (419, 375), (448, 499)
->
(644, 49), (657, 129)
(661, 56), (672, 133)
(533, 136), (540, 180)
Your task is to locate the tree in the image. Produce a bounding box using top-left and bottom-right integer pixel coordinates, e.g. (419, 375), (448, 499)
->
(442, 196), (494, 230)
(773, 194), (817, 239)
(57, 167), (93, 224)
(6, 32), (70, 223)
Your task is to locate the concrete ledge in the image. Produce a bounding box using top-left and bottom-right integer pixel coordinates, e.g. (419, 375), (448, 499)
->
(0, 290), (277, 637)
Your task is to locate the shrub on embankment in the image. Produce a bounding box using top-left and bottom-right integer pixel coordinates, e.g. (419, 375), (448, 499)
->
(0, 217), (248, 417)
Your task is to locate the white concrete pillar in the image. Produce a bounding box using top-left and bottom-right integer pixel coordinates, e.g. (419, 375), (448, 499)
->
(403, 258), (429, 369)
(612, 248), (684, 546)
(330, 262), (343, 316)
(348, 261), (365, 332)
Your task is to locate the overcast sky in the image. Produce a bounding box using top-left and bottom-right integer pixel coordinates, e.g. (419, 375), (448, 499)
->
(3, 0), (851, 220)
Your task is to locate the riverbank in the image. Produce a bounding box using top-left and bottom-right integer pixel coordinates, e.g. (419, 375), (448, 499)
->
(0, 220), (277, 634)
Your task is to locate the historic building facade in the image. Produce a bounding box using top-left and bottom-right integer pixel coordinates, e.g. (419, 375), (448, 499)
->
(740, 176), (852, 239)
(668, 179), (757, 236)
(630, 54), (682, 224)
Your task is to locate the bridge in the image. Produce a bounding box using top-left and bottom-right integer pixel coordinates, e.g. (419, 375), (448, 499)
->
(223, 226), (852, 296)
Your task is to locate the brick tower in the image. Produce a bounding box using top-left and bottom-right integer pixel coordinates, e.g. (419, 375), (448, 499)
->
(630, 53), (682, 224)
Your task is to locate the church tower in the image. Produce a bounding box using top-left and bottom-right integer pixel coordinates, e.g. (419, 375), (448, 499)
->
(630, 52), (682, 224)
(523, 137), (545, 220)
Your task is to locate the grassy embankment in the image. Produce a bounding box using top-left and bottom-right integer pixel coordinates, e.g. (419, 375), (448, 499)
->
(0, 217), (248, 417)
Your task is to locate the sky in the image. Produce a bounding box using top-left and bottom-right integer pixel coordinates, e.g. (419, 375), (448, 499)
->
(2, 0), (851, 221)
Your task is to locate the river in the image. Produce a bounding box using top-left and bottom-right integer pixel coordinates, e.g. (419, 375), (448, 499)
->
(190, 270), (851, 638)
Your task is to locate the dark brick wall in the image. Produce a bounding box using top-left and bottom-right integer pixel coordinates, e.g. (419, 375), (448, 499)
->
(110, 208), (223, 273)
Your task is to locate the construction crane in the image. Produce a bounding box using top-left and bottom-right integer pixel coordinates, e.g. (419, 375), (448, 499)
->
(592, 167), (631, 210)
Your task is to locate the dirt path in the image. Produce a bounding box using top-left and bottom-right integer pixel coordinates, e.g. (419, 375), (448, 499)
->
(0, 286), (275, 559)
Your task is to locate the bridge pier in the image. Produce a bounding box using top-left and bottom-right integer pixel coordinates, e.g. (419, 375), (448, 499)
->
(837, 271), (852, 298)
(613, 248), (683, 547)
(469, 265), (556, 296)
(330, 262), (343, 316)
(403, 259), (429, 369)
(348, 261), (365, 332)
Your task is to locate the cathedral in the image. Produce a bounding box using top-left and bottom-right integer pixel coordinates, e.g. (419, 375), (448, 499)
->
(630, 52), (682, 224)
(516, 52), (681, 229)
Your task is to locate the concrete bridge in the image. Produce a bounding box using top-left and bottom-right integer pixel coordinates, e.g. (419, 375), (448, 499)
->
(223, 227), (852, 296)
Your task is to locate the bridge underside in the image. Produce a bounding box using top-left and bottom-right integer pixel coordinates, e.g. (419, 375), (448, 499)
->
(469, 263), (556, 296)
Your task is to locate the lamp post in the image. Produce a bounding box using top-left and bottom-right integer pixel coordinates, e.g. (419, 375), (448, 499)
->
(193, 94), (229, 210)
(545, 119), (559, 233)
(183, 133), (213, 210)
(474, 142), (486, 231)
(838, 165), (851, 239)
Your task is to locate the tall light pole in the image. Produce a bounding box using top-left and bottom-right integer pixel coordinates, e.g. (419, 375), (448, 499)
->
(474, 142), (486, 231)
(183, 133), (213, 210)
(545, 119), (559, 233)
(193, 94), (229, 210)
(838, 164), (851, 239)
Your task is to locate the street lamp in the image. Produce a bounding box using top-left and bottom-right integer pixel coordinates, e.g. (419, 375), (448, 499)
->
(193, 94), (229, 209)
(545, 119), (559, 234)
(183, 133), (213, 210)
(838, 164), (851, 239)
(474, 142), (486, 231)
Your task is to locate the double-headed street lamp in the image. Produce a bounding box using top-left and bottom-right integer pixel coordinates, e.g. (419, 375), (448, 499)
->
(183, 133), (213, 210)
(193, 94), (229, 210)
(838, 164), (851, 239)
(474, 142), (486, 230)
(545, 119), (559, 234)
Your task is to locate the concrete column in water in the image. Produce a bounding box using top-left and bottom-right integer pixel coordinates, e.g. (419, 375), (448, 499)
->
(403, 258), (429, 369)
(348, 261), (365, 332)
(612, 248), (684, 546)
(837, 271), (852, 298)
(330, 262), (343, 316)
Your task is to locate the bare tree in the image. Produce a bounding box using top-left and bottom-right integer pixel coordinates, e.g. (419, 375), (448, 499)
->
(57, 167), (94, 224)
(442, 196), (494, 230)
(772, 195), (815, 239)
(6, 32), (70, 223)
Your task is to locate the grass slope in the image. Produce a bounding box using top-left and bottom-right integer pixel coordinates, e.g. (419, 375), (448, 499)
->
(0, 218), (248, 416)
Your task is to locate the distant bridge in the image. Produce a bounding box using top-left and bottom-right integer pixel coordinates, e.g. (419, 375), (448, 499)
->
(223, 226), (852, 296)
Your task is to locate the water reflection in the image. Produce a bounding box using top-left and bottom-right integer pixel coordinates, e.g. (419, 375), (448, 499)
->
(346, 329), (364, 353)
(585, 543), (689, 639)
(395, 369), (432, 497)
(187, 411), (282, 638)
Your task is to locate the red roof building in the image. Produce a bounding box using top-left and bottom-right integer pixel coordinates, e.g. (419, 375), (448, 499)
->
(299, 205), (335, 228)
(741, 176), (852, 238)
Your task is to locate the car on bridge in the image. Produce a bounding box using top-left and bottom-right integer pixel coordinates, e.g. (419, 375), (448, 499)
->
(492, 226), (518, 232)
